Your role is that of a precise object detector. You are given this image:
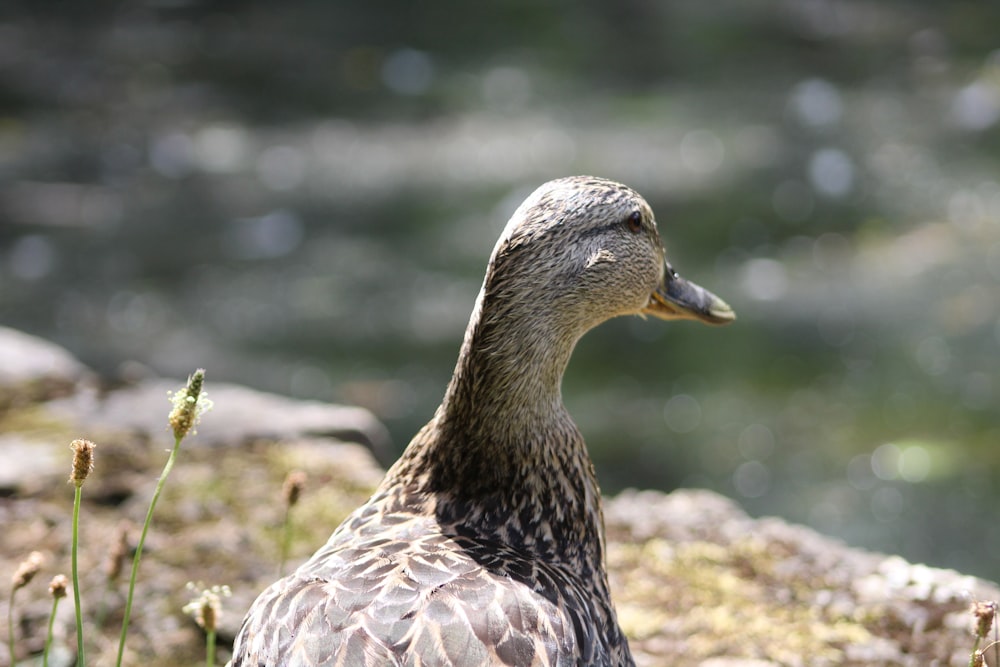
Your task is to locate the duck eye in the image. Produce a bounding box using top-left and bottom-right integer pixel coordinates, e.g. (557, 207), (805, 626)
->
(625, 211), (643, 234)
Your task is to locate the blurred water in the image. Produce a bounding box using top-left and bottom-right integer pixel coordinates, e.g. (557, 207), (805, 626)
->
(2, 2), (999, 580)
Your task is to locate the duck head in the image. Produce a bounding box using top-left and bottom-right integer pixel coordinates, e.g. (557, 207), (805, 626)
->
(484, 176), (735, 335)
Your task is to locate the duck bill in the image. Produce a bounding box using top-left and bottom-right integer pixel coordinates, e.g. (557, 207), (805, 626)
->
(642, 265), (736, 325)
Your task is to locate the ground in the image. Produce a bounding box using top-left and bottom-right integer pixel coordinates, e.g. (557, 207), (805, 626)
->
(1, 327), (996, 667)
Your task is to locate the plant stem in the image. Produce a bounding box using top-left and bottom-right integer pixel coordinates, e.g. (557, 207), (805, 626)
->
(115, 435), (182, 667)
(71, 485), (85, 665)
(206, 628), (216, 667)
(43, 595), (62, 667)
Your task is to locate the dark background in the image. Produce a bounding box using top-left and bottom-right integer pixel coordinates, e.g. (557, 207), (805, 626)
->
(2, 2), (999, 579)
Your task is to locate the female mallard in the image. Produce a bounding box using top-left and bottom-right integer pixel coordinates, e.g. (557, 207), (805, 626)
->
(232, 176), (734, 666)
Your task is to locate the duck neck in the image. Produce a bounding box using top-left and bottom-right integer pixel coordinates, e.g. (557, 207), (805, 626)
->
(445, 304), (573, 433)
(388, 294), (608, 574)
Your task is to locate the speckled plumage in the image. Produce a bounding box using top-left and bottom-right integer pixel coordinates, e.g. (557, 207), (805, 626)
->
(232, 176), (734, 667)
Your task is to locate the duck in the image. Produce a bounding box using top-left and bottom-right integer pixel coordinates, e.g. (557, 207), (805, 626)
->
(231, 176), (735, 667)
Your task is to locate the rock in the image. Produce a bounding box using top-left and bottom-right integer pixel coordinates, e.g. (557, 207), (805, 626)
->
(0, 326), (92, 408)
(0, 434), (66, 495)
(277, 437), (386, 491)
(605, 488), (997, 667)
(48, 378), (392, 453)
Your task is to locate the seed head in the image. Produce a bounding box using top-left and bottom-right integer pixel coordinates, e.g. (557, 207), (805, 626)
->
(283, 470), (307, 508)
(183, 582), (231, 633)
(12, 551), (45, 591)
(48, 574), (69, 599)
(69, 439), (96, 487)
(973, 600), (997, 639)
(168, 369), (213, 440)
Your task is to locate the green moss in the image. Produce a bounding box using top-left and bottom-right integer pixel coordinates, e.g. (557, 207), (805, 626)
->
(611, 537), (876, 663)
(0, 403), (77, 440)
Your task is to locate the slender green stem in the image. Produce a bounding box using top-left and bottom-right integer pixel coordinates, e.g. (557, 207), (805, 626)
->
(206, 628), (216, 667)
(43, 596), (61, 667)
(115, 435), (182, 667)
(71, 485), (85, 665)
(8, 589), (16, 667)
